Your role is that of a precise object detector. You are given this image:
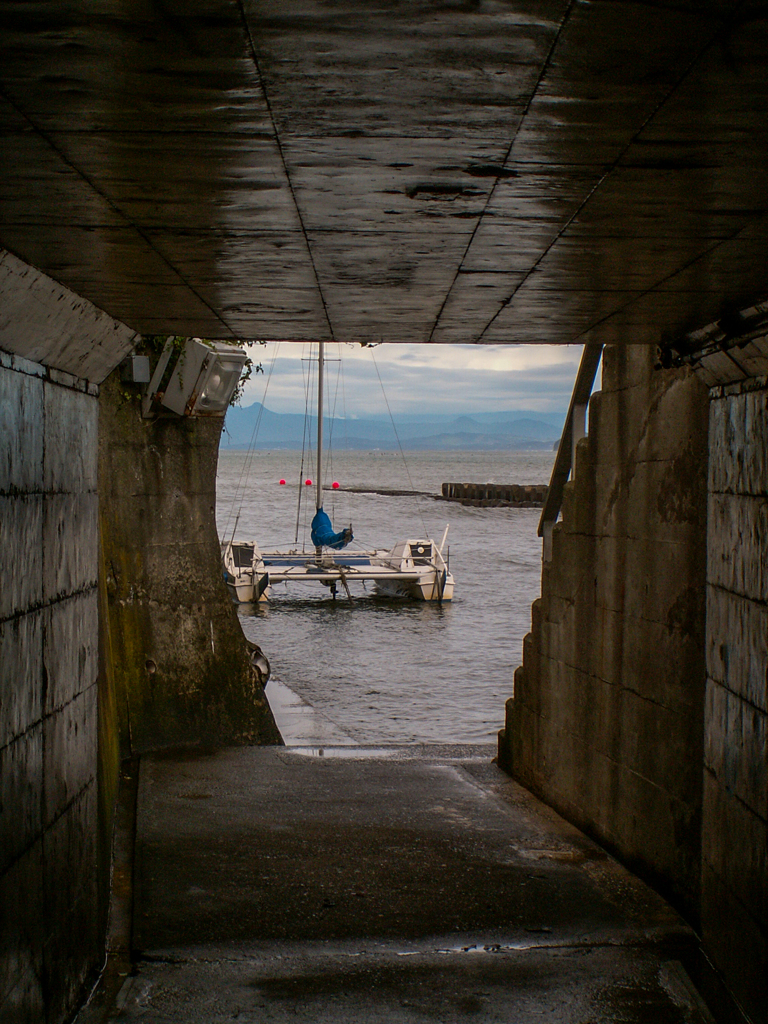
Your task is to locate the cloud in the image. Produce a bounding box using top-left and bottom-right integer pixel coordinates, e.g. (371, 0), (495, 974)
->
(240, 342), (584, 416)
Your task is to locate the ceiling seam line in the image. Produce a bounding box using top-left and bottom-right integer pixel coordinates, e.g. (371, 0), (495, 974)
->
(566, 222), (763, 346)
(235, 0), (336, 342)
(0, 85), (238, 339)
(474, 0), (751, 343)
(425, 0), (578, 344)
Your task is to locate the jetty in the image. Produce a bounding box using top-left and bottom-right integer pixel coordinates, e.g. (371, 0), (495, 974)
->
(441, 482), (548, 508)
(335, 483), (549, 508)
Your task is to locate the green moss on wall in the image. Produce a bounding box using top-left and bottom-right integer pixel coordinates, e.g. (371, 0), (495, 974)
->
(98, 373), (281, 753)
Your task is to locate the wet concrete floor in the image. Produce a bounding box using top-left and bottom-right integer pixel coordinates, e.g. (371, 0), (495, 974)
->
(80, 686), (716, 1023)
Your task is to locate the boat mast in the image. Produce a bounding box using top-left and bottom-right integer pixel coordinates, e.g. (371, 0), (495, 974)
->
(316, 339), (324, 513)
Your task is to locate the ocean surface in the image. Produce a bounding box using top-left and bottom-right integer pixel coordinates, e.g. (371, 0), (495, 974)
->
(216, 449), (555, 746)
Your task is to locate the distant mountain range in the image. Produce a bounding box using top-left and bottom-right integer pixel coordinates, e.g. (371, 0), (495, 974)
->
(221, 403), (565, 451)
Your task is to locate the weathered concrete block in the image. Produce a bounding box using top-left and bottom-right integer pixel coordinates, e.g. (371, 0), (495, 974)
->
(43, 684), (97, 829)
(524, 717), (701, 912)
(0, 610), (43, 749)
(0, 838), (44, 1022)
(0, 495), (43, 620)
(610, 760), (702, 905)
(114, 599), (275, 753)
(43, 383), (98, 493)
(702, 769), (767, 937)
(604, 609), (704, 714)
(546, 526), (596, 605)
(41, 783), (99, 1023)
(704, 680), (767, 819)
(706, 586), (768, 710)
(594, 448), (707, 546)
(506, 345), (708, 922)
(43, 591), (98, 713)
(0, 725), (42, 876)
(594, 356), (705, 468)
(620, 533), (705, 633)
(699, 349), (748, 385)
(637, 453), (706, 537)
(590, 388), (627, 470)
(560, 470), (595, 536)
(707, 492), (768, 601)
(528, 654), (604, 745)
(593, 460), (631, 536)
(615, 686), (704, 806)
(701, 843), (768, 1024)
(734, 336), (768, 378)
(702, 379), (768, 1023)
(709, 388), (768, 496)
(507, 699), (537, 791)
(99, 373), (280, 755)
(593, 533), (628, 615)
(640, 375), (708, 464)
(539, 591), (604, 682)
(42, 493), (99, 603)
(0, 364), (43, 495)
(0, 249), (134, 381)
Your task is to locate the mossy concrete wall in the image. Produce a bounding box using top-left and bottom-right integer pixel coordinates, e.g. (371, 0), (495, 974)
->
(499, 346), (710, 919)
(98, 374), (280, 754)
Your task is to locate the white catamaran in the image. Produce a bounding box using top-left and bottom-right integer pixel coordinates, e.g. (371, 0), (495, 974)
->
(221, 341), (455, 604)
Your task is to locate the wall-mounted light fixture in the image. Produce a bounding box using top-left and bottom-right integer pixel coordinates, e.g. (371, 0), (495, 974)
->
(142, 338), (247, 418)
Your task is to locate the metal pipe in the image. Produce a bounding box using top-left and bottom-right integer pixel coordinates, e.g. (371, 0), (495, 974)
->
(538, 343), (603, 541)
(571, 402), (588, 472)
(316, 340), (324, 512)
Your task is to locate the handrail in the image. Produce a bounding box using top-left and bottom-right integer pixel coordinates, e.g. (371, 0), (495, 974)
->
(539, 343), (603, 560)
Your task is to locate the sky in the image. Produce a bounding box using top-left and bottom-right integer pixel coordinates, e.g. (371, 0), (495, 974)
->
(239, 342), (585, 419)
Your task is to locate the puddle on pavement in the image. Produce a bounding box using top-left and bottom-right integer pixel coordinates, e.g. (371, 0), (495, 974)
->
(287, 746), (397, 759)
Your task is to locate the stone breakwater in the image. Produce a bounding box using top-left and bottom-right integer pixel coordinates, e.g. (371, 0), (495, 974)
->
(441, 482), (548, 508)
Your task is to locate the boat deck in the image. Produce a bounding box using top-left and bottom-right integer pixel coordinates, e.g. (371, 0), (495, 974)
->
(261, 552), (429, 586)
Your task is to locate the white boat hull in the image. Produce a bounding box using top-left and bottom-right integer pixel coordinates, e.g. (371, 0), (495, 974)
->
(225, 578), (271, 604)
(374, 569), (454, 602)
(222, 541), (270, 604)
(258, 538), (454, 603)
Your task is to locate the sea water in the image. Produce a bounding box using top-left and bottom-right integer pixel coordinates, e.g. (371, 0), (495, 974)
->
(216, 449), (555, 745)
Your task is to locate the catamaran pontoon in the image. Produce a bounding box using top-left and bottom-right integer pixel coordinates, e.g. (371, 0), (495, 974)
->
(221, 341), (455, 603)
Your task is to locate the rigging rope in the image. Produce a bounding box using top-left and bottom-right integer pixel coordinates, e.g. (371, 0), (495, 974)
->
(326, 342), (347, 523)
(294, 342), (315, 547)
(369, 348), (430, 539)
(220, 342), (280, 546)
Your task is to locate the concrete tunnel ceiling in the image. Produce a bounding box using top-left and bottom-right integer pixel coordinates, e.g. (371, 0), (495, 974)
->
(1, 1), (767, 349)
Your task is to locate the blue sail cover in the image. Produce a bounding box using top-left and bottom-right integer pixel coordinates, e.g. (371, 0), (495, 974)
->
(311, 508), (353, 550)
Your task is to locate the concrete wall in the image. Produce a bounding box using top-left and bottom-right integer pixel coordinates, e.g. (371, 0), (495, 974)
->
(0, 349), (107, 1023)
(702, 373), (768, 1023)
(1, 250), (277, 1023)
(499, 345), (710, 919)
(501, 340), (768, 1019)
(1, 253), (134, 1023)
(98, 372), (280, 754)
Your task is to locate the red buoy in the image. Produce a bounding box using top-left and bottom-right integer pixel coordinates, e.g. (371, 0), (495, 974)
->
(279, 479), (286, 485)
(332, 481), (340, 489)
(305, 478), (312, 486)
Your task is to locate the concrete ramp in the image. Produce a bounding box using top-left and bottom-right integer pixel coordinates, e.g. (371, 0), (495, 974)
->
(97, 744), (717, 1023)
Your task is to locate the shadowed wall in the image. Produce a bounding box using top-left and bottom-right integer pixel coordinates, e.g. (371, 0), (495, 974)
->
(500, 346), (710, 918)
(98, 373), (281, 755)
